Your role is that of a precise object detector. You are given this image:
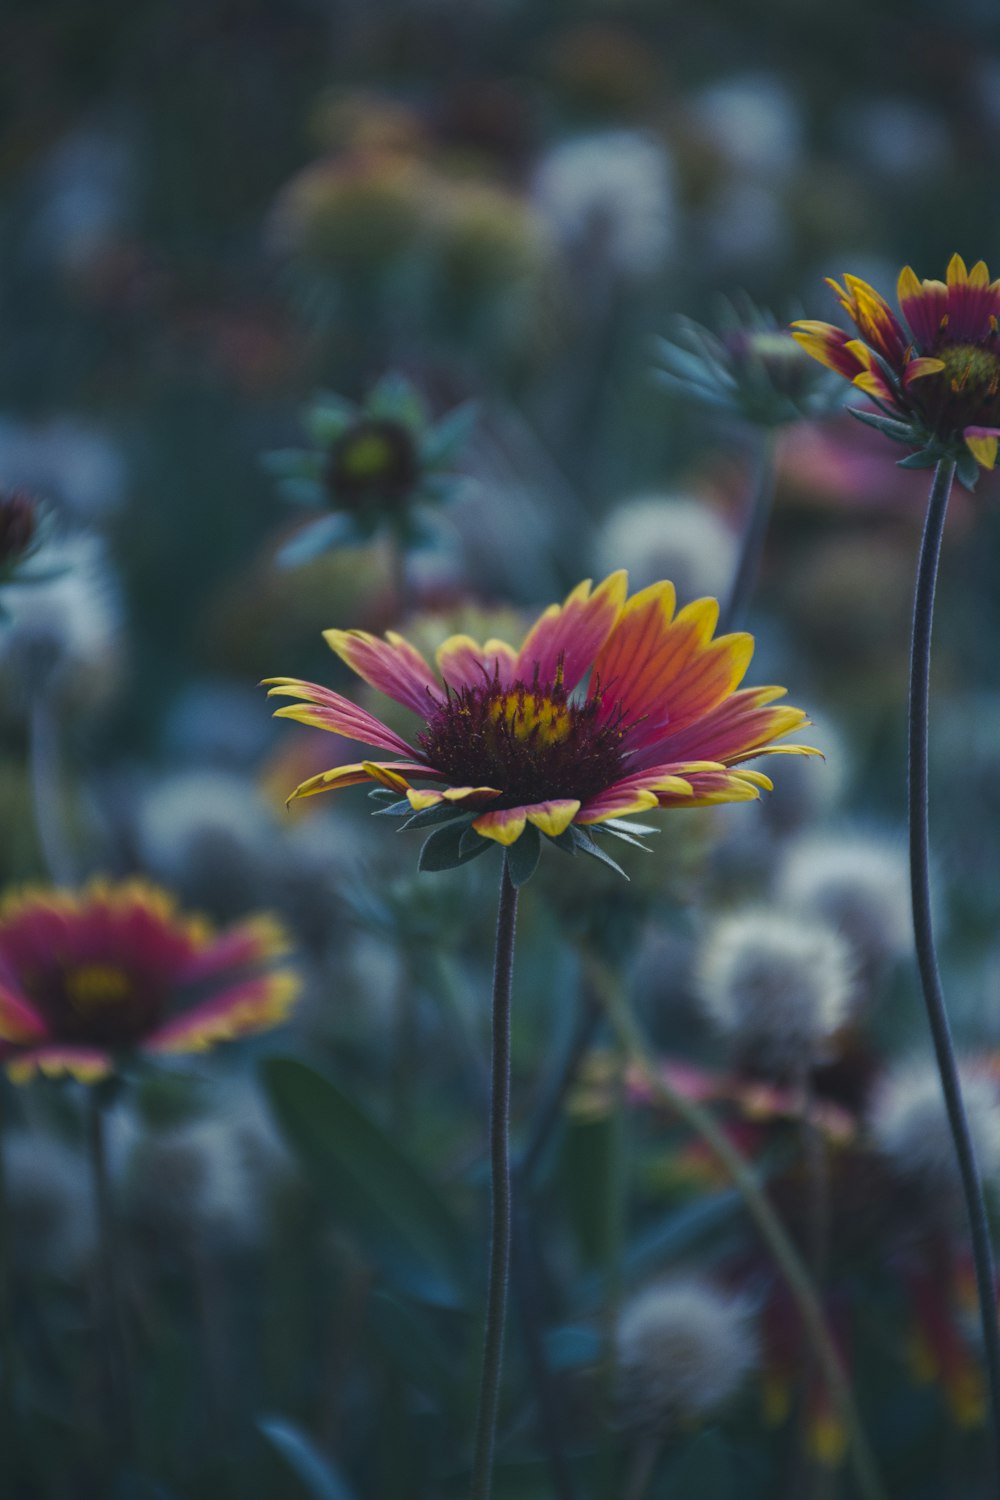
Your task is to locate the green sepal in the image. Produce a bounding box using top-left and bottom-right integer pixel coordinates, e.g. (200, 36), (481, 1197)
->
(545, 827), (581, 856)
(505, 823), (541, 887)
(368, 372), (427, 432)
(420, 401), (479, 467)
(277, 477), (327, 509)
(277, 512), (359, 567)
(596, 825), (652, 852)
(399, 802), (470, 833)
(896, 446), (940, 469)
(459, 823), (487, 857)
(371, 793), (412, 814)
(956, 449), (981, 491)
(418, 819), (493, 871)
(569, 826), (629, 879)
(600, 817), (660, 837)
(304, 396), (356, 445)
(846, 406), (917, 442)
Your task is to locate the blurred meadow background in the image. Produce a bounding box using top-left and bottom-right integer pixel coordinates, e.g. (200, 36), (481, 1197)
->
(4, 0), (1000, 1496)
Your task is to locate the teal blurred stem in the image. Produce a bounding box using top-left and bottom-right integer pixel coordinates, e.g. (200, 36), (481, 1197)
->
(719, 430), (777, 633)
(470, 861), (519, 1500)
(908, 456), (1000, 1487)
(87, 1088), (134, 1469)
(585, 952), (887, 1500)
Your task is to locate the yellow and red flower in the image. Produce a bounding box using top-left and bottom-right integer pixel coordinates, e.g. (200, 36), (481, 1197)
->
(0, 880), (299, 1083)
(793, 255), (1000, 479)
(265, 572), (816, 876)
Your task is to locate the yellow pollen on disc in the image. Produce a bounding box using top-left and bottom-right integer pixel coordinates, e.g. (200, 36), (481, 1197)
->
(340, 432), (396, 479)
(487, 691), (573, 745)
(938, 343), (1000, 395)
(64, 963), (133, 1014)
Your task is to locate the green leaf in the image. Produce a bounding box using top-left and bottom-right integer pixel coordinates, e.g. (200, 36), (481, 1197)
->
(258, 1417), (359, 1500)
(367, 1291), (461, 1406)
(277, 513), (359, 567)
(261, 1058), (466, 1303)
(505, 823), (541, 887)
(418, 819), (493, 871)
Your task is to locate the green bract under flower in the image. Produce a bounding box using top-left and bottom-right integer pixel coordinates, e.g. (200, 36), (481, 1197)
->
(653, 300), (843, 429)
(264, 372), (477, 565)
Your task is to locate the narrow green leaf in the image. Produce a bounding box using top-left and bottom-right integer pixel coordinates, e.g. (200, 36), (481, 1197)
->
(421, 401), (479, 466)
(260, 1059), (466, 1302)
(278, 514), (357, 567)
(399, 802), (469, 832)
(258, 1417), (359, 1500)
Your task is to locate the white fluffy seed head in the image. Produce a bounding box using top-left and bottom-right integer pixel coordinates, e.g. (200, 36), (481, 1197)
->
(616, 1276), (758, 1431)
(592, 494), (737, 603)
(694, 907), (856, 1075)
(776, 831), (912, 973)
(870, 1060), (1000, 1201)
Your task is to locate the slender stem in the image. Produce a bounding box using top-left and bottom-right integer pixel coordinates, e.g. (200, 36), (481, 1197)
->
(720, 430), (777, 633)
(909, 456), (1000, 1485)
(470, 861), (519, 1500)
(0, 1081), (15, 1479)
(28, 692), (76, 886)
(87, 1090), (133, 1467)
(510, 1203), (576, 1500)
(588, 954), (887, 1500)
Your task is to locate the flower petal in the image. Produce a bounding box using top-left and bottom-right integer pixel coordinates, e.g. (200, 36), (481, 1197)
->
(406, 785), (502, 811)
(897, 268), (948, 349)
(435, 635), (518, 692)
(286, 759), (440, 803)
(146, 971), (300, 1055)
(264, 678), (417, 756)
(964, 427), (1000, 469)
(525, 799), (581, 837)
(5, 1045), (112, 1085)
(0, 983), (48, 1044)
(594, 589), (754, 749)
(903, 356), (946, 386)
(322, 628), (441, 716)
(471, 806), (528, 845)
(177, 913), (291, 986)
(516, 572), (627, 691)
(832, 274), (907, 364)
(791, 322), (867, 380)
(627, 685), (809, 771)
(945, 255), (1000, 342)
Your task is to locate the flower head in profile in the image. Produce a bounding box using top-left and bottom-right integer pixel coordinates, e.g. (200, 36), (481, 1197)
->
(264, 372), (476, 566)
(0, 488), (62, 617)
(0, 880), (299, 1083)
(264, 572), (817, 885)
(655, 299), (842, 428)
(792, 255), (1000, 484)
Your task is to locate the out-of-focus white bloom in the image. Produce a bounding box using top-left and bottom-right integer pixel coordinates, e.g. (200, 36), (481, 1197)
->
(694, 907), (855, 1075)
(835, 99), (951, 181)
(616, 1275), (758, 1431)
(27, 127), (135, 276)
(0, 415), (127, 522)
(688, 74), (802, 180)
(592, 494), (736, 604)
(0, 534), (123, 704)
(776, 830), (912, 974)
(126, 1083), (294, 1250)
(162, 678), (275, 769)
(532, 129), (676, 279)
(871, 1061), (1000, 1201)
(699, 181), (789, 271)
(5, 1130), (96, 1277)
(135, 768), (278, 919)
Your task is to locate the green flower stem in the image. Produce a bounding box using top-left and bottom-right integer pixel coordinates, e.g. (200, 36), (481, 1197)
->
(586, 953), (887, 1500)
(909, 456), (1000, 1486)
(470, 860), (519, 1500)
(720, 429), (777, 633)
(87, 1089), (133, 1469)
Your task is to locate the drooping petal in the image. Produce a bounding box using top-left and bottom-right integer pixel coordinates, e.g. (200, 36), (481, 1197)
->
(406, 786), (502, 811)
(654, 767), (766, 808)
(515, 571), (627, 691)
(897, 266), (948, 350)
(286, 759), (440, 803)
(472, 805), (527, 845)
(576, 769), (691, 825)
(843, 341), (898, 403)
(146, 971), (300, 1055)
(593, 589), (754, 748)
(435, 635), (518, 692)
(525, 799), (581, 837)
(964, 426), (1000, 469)
(264, 678), (417, 756)
(5, 1044), (112, 1085)
(322, 628), (441, 717)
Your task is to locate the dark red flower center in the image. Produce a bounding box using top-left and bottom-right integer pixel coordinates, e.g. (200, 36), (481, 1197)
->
(326, 418), (419, 510)
(911, 341), (1000, 436)
(418, 667), (629, 807)
(31, 960), (164, 1046)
